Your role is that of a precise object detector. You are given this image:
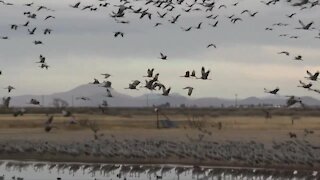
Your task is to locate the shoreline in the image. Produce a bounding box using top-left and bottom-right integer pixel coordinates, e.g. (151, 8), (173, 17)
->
(1, 150), (319, 171)
(1, 157), (319, 171)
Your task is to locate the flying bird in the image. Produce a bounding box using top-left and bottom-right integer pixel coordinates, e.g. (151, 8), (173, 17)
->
(114, 31), (124, 37)
(183, 86), (194, 96)
(207, 44), (216, 48)
(101, 73), (111, 79)
(264, 87), (279, 95)
(298, 80), (312, 89)
(278, 51), (290, 56)
(159, 53), (167, 60)
(4, 85), (15, 93)
(305, 70), (319, 81)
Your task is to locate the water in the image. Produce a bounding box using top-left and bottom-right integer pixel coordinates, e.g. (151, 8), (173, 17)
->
(0, 160), (318, 180)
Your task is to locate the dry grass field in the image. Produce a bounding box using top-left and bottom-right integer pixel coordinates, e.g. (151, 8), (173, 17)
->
(0, 108), (319, 145)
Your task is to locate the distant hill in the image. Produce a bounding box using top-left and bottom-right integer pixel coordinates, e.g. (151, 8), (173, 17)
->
(8, 84), (320, 107)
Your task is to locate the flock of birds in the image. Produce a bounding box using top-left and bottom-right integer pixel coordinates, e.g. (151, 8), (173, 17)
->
(0, 137), (320, 179)
(1, 159), (320, 180)
(0, 0), (320, 178)
(0, 0), (319, 108)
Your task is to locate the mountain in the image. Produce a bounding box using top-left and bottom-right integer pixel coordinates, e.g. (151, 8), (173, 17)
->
(7, 84), (320, 107)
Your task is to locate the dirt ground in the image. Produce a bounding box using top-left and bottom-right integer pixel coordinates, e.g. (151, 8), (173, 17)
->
(0, 113), (319, 145)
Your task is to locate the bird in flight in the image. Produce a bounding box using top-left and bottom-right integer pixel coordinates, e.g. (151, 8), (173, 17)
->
(159, 52), (167, 60)
(298, 80), (312, 89)
(183, 86), (194, 96)
(114, 31), (124, 37)
(264, 87), (279, 95)
(4, 85), (15, 93)
(207, 44), (217, 48)
(296, 20), (314, 30)
(199, 67), (211, 80)
(294, 55), (303, 61)
(305, 70), (319, 81)
(125, 80), (141, 90)
(278, 51), (290, 56)
(101, 73), (111, 79)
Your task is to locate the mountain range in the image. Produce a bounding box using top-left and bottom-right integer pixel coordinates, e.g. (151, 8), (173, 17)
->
(7, 84), (320, 107)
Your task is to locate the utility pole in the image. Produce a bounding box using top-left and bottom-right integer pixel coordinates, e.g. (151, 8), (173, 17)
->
(146, 94), (149, 107)
(71, 95), (74, 107)
(41, 95), (45, 107)
(235, 94), (238, 108)
(155, 108), (159, 129)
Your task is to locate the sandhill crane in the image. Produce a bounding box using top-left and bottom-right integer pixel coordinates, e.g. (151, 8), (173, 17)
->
(292, 0), (309, 6)
(39, 63), (49, 69)
(296, 20), (314, 30)
(294, 55), (303, 61)
(106, 89), (113, 97)
(145, 79), (157, 90)
(101, 73), (111, 79)
(28, 27), (36, 35)
(4, 85), (15, 93)
(169, 14), (181, 23)
(70, 2), (81, 8)
(191, 70), (196, 77)
(298, 80), (312, 89)
(209, 21), (219, 28)
(29, 98), (40, 105)
(11, 24), (18, 30)
(25, 2), (34, 6)
(144, 68), (154, 78)
(278, 51), (290, 56)
(154, 23), (162, 27)
(153, 73), (160, 81)
(207, 44), (216, 48)
(114, 31), (124, 37)
(90, 78), (100, 84)
(159, 53), (167, 60)
(161, 85), (171, 96)
(44, 28), (52, 35)
(286, 96), (303, 107)
(44, 15), (55, 20)
(183, 87), (194, 96)
(199, 67), (211, 80)
(151, 82), (164, 90)
(181, 71), (190, 78)
(264, 87), (280, 95)
(100, 81), (112, 88)
(157, 12), (167, 18)
(44, 115), (54, 132)
(76, 97), (90, 101)
(126, 80), (140, 90)
(231, 17), (242, 23)
(305, 70), (319, 81)
(36, 54), (46, 63)
(33, 40), (43, 45)
(286, 13), (296, 18)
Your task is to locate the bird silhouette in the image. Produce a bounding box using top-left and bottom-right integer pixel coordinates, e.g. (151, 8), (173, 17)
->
(159, 53), (167, 60)
(305, 70), (319, 81)
(264, 87), (279, 95)
(183, 86), (194, 96)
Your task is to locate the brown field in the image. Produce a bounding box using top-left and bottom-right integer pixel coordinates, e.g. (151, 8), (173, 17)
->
(0, 107), (319, 144)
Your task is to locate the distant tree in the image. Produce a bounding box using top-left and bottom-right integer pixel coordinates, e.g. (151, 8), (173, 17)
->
(2, 97), (11, 108)
(52, 98), (69, 109)
(180, 104), (186, 108)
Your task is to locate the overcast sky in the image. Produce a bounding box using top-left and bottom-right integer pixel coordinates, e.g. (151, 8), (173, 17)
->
(0, 0), (319, 99)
